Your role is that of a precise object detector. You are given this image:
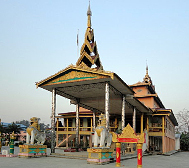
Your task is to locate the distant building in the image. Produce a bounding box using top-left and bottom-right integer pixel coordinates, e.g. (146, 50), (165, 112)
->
(130, 66), (178, 153)
(0, 122), (27, 143)
(1, 122), (27, 131)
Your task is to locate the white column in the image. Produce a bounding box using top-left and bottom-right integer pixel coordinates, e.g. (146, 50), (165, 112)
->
(51, 88), (56, 153)
(133, 107), (136, 132)
(105, 82), (110, 131)
(122, 95), (126, 130)
(75, 101), (79, 151)
(93, 112), (96, 132)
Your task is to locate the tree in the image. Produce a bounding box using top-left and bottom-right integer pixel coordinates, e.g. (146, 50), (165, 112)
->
(180, 132), (189, 151)
(15, 120), (30, 127)
(6, 122), (22, 134)
(15, 119), (50, 131)
(0, 124), (5, 133)
(176, 109), (189, 133)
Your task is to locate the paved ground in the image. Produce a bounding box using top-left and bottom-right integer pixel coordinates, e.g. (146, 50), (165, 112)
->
(1, 146), (189, 168)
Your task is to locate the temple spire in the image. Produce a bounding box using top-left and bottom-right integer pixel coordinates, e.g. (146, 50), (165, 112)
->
(143, 64), (152, 84)
(87, 1), (92, 28)
(146, 64), (148, 76)
(76, 2), (103, 70)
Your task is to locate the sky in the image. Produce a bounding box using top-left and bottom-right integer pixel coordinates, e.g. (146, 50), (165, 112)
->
(0, 0), (189, 125)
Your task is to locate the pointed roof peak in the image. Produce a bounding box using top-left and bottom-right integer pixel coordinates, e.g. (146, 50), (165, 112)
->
(76, 2), (103, 70)
(143, 64), (152, 84)
(87, 1), (92, 28)
(146, 61), (148, 75)
(87, 0), (92, 16)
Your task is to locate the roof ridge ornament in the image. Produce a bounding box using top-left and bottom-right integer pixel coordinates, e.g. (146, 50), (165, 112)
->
(143, 64), (152, 85)
(87, 0), (92, 16)
(76, 2), (103, 70)
(87, 0), (92, 28)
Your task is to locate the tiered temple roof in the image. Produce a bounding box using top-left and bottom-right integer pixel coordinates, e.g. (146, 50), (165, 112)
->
(76, 3), (103, 70)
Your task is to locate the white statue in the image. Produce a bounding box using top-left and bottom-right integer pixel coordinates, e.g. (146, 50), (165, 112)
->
(93, 114), (112, 148)
(26, 117), (46, 145)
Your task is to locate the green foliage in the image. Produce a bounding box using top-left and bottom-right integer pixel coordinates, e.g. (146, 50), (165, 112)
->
(15, 120), (30, 127)
(180, 132), (189, 151)
(0, 122), (21, 134)
(0, 124), (5, 133)
(15, 119), (50, 131)
(6, 122), (22, 134)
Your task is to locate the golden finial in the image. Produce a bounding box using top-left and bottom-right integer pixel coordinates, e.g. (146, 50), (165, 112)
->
(146, 60), (148, 76)
(87, 0), (92, 16)
(143, 62), (152, 84)
(87, 0), (92, 28)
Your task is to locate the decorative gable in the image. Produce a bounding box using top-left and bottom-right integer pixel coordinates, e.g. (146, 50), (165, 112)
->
(43, 70), (108, 86)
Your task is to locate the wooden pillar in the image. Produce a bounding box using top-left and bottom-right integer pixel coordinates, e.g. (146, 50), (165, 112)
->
(91, 117), (93, 132)
(83, 135), (87, 148)
(66, 118), (68, 148)
(147, 116), (150, 151)
(162, 116), (165, 153)
(115, 118), (118, 129)
(133, 107), (136, 132)
(122, 95), (126, 130)
(105, 82), (110, 131)
(137, 143), (143, 168)
(89, 135), (92, 148)
(147, 117), (149, 132)
(141, 113), (144, 133)
(76, 102), (80, 151)
(116, 142), (121, 167)
(51, 88), (56, 153)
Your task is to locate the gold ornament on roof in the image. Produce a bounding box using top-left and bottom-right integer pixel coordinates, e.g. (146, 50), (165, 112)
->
(76, 2), (103, 70)
(143, 65), (152, 84)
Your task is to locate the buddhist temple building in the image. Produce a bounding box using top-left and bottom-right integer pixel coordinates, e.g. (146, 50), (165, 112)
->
(130, 66), (178, 153)
(36, 4), (178, 154)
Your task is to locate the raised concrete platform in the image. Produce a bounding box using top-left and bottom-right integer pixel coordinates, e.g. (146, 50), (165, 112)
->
(18, 144), (47, 158)
(87, 148), (114, 164)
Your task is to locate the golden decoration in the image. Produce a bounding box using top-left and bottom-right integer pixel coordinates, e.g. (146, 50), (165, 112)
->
(46, 70), (107, 85)
(138, 153), (141, 160)
(116, 152), (119, 158)
(112, 124), (145, 143)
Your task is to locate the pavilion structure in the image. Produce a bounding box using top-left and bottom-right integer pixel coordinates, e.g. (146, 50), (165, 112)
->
(36, 4), (152, 153)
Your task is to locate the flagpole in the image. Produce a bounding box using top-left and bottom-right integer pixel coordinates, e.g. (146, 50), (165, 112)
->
(77, 29), (79, 59)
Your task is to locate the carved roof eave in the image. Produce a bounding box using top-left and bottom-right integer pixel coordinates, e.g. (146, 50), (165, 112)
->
(129, 81), (150, 87)
(36, 64), (114, 88)
(134, 93), (165, 109)
(152, 108), (178, 126)
(129, 82), (156, 94)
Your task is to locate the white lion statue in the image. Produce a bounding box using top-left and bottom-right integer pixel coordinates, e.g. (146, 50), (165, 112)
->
(26, 117), (46, 145)
(93, 114), (112, 148)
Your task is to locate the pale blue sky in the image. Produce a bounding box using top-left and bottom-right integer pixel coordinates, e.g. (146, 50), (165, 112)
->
(0, 0), (189, 124)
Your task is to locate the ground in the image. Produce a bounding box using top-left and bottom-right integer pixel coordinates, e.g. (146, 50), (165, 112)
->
(0, 146), (189, 168)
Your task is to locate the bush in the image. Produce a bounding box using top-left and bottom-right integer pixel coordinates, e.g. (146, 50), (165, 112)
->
(180, 132), (189, 151)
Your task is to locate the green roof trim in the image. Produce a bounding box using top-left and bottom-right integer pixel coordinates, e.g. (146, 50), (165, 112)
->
(51, 76), (97, 84)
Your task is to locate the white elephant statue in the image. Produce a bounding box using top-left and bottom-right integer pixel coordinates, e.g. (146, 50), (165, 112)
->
(26, 117), (46, 145)
(93, 114), (112, 148)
